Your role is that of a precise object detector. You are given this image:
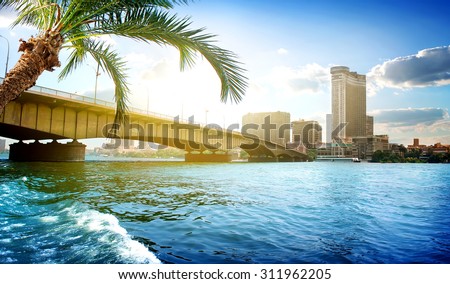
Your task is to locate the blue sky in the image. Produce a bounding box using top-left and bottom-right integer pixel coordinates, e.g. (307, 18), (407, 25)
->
(0, 0), (449, 147)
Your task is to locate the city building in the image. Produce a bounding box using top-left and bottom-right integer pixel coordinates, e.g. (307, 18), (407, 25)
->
(292, 119), (322, 148)
(427, 142), (449, 154)
(331, 66), (367, 142)
(242, 111), (291, 145)
(407, 138), (427, 152)
(286, 142), (308, 154)
(326, 113), (332, 143)
(389, 143), (403, 157)
(352, 135), (390, 160)
(317, 143), (353, 157)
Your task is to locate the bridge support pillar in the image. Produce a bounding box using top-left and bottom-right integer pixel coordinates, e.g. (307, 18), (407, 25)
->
(9, 140), (86, 162)
(185, 152), (233, 162)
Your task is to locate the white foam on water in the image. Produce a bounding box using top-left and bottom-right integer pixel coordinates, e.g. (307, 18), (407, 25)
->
(40, 248), (57, 258)
(117, 237), (161, 264)
(1, 184), (11, 199)
(0, 249), (13, 255)
(21, 176), (27, 182)
(66, 205), (161, 264)
(2, 223), (26, 231)
(40, 216), (59, 223)
(4, 257), (17, 263)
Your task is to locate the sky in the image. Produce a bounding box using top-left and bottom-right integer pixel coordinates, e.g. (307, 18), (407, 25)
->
(0, 0), (449, 147)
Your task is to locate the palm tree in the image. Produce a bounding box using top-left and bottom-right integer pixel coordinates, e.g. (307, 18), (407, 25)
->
(0, 0), (247, 128)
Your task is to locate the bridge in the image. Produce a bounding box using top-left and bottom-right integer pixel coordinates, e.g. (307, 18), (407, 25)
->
(0, 80), (308, 162)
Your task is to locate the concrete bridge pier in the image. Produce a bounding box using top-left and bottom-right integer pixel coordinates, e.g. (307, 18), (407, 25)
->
(9, 140), (86, 162)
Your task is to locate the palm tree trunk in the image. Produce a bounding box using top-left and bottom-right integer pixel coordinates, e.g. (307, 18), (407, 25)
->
(0, 31), (63, 115)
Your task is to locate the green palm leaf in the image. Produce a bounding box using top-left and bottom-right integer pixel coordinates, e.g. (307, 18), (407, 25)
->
(0, 0), (247, 125)
(59, 39), (129, 124)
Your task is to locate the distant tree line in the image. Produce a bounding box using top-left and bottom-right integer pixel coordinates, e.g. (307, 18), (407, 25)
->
(92, 147), (186, 159)
(371, 148), (449, 163)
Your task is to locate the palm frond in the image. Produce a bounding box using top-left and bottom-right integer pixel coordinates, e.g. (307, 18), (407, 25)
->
(0, 0), (56, 30)
(58, 39), (87, 80)
(85, 8), (248, 102)
(1, 0), (247, 117)
(86, 40), (129, 124)
(95, 0), (191, 10)
(59, 38), (129, 125)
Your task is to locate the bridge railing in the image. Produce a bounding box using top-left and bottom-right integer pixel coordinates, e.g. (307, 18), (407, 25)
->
(31, 84), (118, 108)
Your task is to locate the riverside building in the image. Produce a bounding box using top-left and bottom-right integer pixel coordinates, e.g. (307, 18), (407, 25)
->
(292, 119), (322, 148)
(330, 66), (367, 142)
(242, 111), (291, 146)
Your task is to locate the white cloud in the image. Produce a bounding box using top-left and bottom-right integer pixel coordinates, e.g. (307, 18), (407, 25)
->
(277, 48), (288, 55)
(97, 35), (117, 46)
(369, 107), (448, 127)
(141, 58), (176, 81)
(124, 52), (233, 124)
(419, 135), (450, 145)
(369, 108), (450, 145)
(121, 58), (334, 127)
(0, 15), (15, 28)
(368, 46), (450, 92)
(76, 48), (250, 126)
(0, 10), (36, 31)
(268, 63), (330, 96)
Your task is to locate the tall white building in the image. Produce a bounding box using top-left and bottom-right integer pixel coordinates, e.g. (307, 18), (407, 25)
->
(330, 66), (366, 141)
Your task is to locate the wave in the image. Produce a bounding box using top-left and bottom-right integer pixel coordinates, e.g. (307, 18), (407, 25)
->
(0, 180), (160, 264)
(64, 204), (161, 264)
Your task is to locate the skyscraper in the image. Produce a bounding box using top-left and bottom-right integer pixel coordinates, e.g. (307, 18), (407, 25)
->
(330, 66), (366, 141)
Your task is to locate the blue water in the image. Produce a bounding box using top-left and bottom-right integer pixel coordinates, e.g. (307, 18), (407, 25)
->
(0, 159), (449, 264)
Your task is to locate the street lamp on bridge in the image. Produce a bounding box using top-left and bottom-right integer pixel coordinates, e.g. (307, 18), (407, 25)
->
(0, 35), (10, 77)
(93, 63), (100, 103)
(88, 63), (101, 103)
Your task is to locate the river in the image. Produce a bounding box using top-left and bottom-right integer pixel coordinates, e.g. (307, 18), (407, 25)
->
(1, 159), (449, 263)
